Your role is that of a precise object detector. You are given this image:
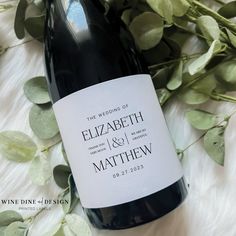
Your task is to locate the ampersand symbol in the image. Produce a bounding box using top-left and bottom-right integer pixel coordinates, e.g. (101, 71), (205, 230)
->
(112, 137), (125, 148)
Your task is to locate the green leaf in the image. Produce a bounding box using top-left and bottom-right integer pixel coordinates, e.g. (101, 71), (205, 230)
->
(197, 15), (220, 42)
(191, 74), (217, 95)
(0, 4), (13, 12)
(218, 1), (236, 19)
(167, 60), (183, 90)
(33, 0), (45, 12)
(188, 40), (222, 75)
(29, 104), (59, 140)
(171, 0), (190, 17)
(0, 227), (6, 236)
(178, 88), (209, 104)
(185, 109), (218, 130)
(0, 211), (23, 227)
(121, 9), (133, 25)
(129, 12), (164, 50)
(226, 29), (236, 48)
(59, 174), (79, 214)
(152, 67), (172, 89)
(24, 15), (45, 42)
(164, 37), (181, 58)
(156, 88), (171, 105)
(14, 0), (28, 39)
(204, 126), (226, 166)
(24, 77), (50, 105)
(147, 0), (173, 24)
(4, 221), (28, 236)
(29, 154), (51, 186)
(65, 214), (92, 236)
(0, 131), (37, 162)
(53, 165), (71, 189)
(53, 226), (64, 236)
(215, 61), (236, 84)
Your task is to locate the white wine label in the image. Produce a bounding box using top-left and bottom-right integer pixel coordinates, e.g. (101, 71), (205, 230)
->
(53, 74), (183, 208)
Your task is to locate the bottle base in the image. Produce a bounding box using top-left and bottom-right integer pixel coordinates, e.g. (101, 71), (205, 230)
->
(83, 177), (188, 230)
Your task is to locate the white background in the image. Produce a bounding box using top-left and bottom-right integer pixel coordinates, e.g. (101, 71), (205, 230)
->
(1, 2), (236, 236)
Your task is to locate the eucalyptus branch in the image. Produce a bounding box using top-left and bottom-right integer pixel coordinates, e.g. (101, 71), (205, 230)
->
(210, 93), (236, 103)
(190, 0), (236, 34)
(7, 38), (38, 50)
(148, 53), (202, 70)
(179, 109), (236, 155)
(24, 206), (47, 224)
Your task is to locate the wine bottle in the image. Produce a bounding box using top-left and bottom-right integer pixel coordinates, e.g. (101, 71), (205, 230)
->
(44, 0), (187, 230)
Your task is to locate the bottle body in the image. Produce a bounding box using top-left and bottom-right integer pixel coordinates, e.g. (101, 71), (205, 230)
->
(44, 0), (187, 230)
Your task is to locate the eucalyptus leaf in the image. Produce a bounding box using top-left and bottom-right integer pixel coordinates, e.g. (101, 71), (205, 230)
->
(218, 1), (236, 19)
(32, 0), (45, 12)
(121, 9), (133, 25)
(215, 61), (236, 85)
(156, 88), (171, 105)
(53, 226), (64, 236)
(178, 88), (209, 104)
(167, 60), (183, 90)
(4, 221), (28, 236)
(53, 165), (71, 189)
(29, 104), (59, 140)
(152, 67), (172, 89)
(197, 15), (220, 42)
(24, 77), (50, 104)
(204, 126), (226, 166)
(24, 15), (45, 42)
(0, 211), (23, 227)
(185, 109), (217, 130)
(191, 74), (217, 95)
(0, 227), (5, 236)
(14, 0), (28, 39)
(226, 29), (236, 48)
(0, 131), (37, 162)
(188, 40), (222, 75)
(59, 174), (79, 214)
(147, 0), (173, 24)
(65, 214), (92, 236)
(171, 0), (190, 17)
(129, 12), (164, 50)
(29, 154), (51, 186)
(164, 37), (181, 59)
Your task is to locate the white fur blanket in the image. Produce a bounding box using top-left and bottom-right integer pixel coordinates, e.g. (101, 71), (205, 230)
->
(1, 3), (236, 236)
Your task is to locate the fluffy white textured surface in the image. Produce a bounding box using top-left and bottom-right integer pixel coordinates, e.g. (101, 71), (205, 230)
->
(1, 3), (236, 236)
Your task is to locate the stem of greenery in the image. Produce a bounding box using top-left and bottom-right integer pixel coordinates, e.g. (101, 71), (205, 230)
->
(190, 0), (236, 34)
(148, 53), (202, 70)
(179, 109), (236, 155)
(211, 93), (236, 103)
